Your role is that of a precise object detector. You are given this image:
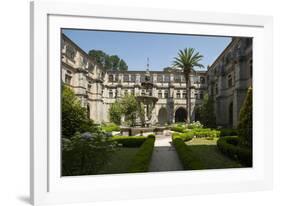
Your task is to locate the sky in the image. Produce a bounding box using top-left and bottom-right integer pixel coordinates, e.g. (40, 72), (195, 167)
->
(62, 29), (231, 71)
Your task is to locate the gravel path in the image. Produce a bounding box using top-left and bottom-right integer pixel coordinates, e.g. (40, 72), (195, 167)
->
(148, 133), (183, 172)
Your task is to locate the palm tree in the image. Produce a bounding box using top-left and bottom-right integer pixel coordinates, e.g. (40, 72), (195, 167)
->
(173, 48), (204, 124)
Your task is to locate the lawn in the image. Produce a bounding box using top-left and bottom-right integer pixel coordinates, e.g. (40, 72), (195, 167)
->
(97, 147), (139, 174)
(185, 138), (242, 169)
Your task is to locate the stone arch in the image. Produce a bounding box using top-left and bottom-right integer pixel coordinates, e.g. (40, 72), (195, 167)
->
(175, 107), (187, 123)
(158, 107), (168, 125)
(229, 102), (233, 127)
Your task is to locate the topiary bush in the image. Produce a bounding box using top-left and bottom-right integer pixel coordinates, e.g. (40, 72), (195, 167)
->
(172, 138), (204, 170)
(187, 121), (203, 129)
(128, 135), (155, 173)
(238, 87), (252, 147)
(217, 136), (252, 167)
(110, 135), (147, 147)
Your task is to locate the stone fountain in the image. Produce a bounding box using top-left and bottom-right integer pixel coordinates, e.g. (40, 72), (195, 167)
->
(120, 69), (167, 136)
(136, 69), (158, 127)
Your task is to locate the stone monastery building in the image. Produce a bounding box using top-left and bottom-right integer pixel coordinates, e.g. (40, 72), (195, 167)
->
(61, 33), (252, 128)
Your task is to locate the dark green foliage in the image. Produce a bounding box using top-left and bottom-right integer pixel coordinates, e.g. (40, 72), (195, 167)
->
(128, 135), (155, 173)
(88, 49), (128, 71)
(110, 136), (147, 147)
(172, 132), (193, 142)
(109, 95), (139, 126)
(62, 85), (96, 138)
(217, 136), (252, 167)
(120, 95), (138, 126)
(170, 125), (185, 133)
(198, 94), (216, 128)
(62, 131), (117, 176)
(219, 128), (238, 137)
(109, 101), (123, 125)
(238, 87), (252, 147)
(172, 138), (204, 170)
(101, 123), (120, 132)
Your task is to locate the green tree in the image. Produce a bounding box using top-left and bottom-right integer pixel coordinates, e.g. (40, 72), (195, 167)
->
(238, 87), (252, 147)
(109, 101), (123, 125)
(120, 95), (138, 126)
(88, 49), (128, 71)
(199, 94), (216, 128)
(173, 48), (204, 123)
(119, 59), (128, 71)
(88, 50), (107, 67)
(109, 55), (120, 71)
(109, 95), (139, 126)
(62, 85), (95, 138)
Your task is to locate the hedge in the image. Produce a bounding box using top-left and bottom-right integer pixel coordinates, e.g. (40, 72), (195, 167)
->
(172, 138), (204, 170)
(217, 136), (252, 167)
(219, 129), (238, 137)
(172, 128), (220, 139)
(170, 126), (186, 133)
(172, 132), (193, 142)
(101, 123), (120, 132)
(128, 135), (156, 173)
(110, 135), (146, 147)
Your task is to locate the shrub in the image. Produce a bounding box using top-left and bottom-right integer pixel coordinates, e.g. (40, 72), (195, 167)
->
(172, 131), (194, 142)
(62, 130), (117, 176)
(62, 85), (96, 138)
(172, 138), (204, 170)
(129, 135), (155, 173)
(217, 136), (252, 167)
(110, 135), (147, 147)
(238, 87), (252, 147)
(171, 125), (186, 133)
(109, 102), (123, 125)
(187, 121), (203, 129)
(101, 123), (120, 132)
(219, 128), (238, 137)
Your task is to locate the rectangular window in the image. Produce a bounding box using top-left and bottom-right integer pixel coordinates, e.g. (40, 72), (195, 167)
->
(109, 90), (113, 98)
(158, 90), (162, 98)
(200, 76), (206, 84)
(176, 91), (181, 99)
(174, 75), (181, 83)
(123, 74), (129, 82)
(65, 74), (72, 84)
(182, 91), (187, 99)
(140, 75), (146, 82)
(108, 74), (114, 82)
(157, 75), (163, 83)
(141, 90), (146, 96)
(164, 75), (170, 82)
(131, 74), (136, 82)
(164, 90), (169, 98)
(228, 74), (233, 88)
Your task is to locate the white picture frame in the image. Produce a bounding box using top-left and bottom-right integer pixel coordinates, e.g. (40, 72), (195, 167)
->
(30, 1), (273, 205)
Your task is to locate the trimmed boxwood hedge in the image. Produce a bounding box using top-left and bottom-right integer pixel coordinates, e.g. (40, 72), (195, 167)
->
(128, 135), (156, 173)
(170, 126), (185, 133)
(172, 132), (193, 142)
(219, 129), (238, 137)
(217, 136), (252, 167)
(110, 135), (147, 147)
(101, 123), (120, 132)
(172, 138), (204, 170)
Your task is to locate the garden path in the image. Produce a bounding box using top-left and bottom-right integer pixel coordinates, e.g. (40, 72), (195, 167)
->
(148, 132), (183, 172)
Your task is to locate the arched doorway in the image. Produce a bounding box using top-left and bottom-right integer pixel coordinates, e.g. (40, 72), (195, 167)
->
(158, 107), (168, 125)
(175, 107), (187, 123)
(229, 102), (233, 127)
